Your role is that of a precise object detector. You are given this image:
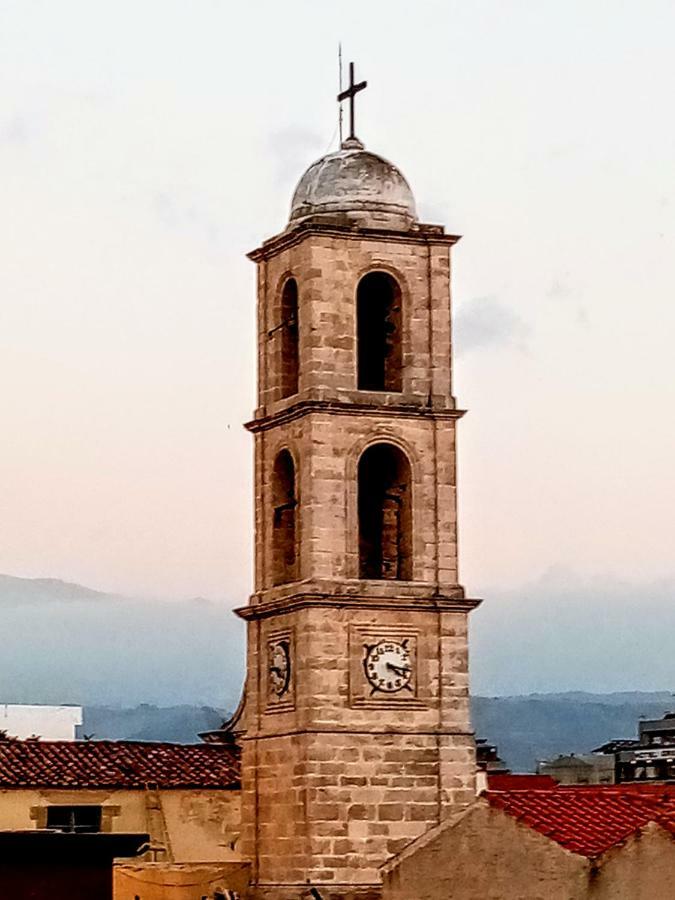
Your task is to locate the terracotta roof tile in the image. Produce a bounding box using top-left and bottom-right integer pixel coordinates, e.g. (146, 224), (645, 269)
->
(0, 740), (240, 790)
(486, 785), (675, 857)
(487, 774), (557, 790)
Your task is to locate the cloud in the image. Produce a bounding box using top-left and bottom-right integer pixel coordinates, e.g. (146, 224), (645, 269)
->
(546, 277), (573, 301)
(454, 295), (529, 356)
(471, 570), (675, 696)
(268, 126), (326, 185)
(0, 574), (243, 707)
(0, 114), (31, 145)
(152, 190), (223, 246)
(416, 201), (447, 224)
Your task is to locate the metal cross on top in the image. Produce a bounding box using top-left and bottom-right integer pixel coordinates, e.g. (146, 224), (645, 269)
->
(338, 62), (367, 142)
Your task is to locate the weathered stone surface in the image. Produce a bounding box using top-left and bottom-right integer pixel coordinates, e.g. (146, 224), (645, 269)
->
(381, 802), (675, 900)
(241, 212), (478, 899)
(289, 141), (417, 231)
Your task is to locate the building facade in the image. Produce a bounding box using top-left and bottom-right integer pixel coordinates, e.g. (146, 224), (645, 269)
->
(0, 738), (242, 900)
(381, 785), (675, 900)
(234, 131), (480, 898)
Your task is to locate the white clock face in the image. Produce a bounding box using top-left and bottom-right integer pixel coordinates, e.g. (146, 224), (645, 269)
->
(364, 639), (413, 694)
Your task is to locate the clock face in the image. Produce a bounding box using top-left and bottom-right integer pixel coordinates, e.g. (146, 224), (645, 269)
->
(363, 639), (413, 694)
(268, 639), (291, 698)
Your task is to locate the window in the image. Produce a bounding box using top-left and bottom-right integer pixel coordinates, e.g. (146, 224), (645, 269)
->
(358, 443), (412, 580)
(279, 278), (299, 398)
(46, 805), (102, 833)
(357, 271), (402, 392)
(271, 449), (297, 585)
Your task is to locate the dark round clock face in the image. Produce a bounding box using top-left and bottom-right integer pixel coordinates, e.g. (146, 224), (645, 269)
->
(268, 640), (291, 697)
(364, 639), (412, 693)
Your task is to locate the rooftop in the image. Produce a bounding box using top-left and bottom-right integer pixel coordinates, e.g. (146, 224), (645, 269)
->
(487, 774), (557, 790)
(486, 784), (675, 857)
(0, 739), (240, 790)
(289, 138), (417, 231)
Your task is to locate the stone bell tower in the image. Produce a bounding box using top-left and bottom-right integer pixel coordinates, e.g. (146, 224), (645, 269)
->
(236, 75), (480, 900)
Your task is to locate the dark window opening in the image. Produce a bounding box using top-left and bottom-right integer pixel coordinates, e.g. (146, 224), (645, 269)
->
(280, 278), (299, 398)
(357, 272), (402, 392)
(358, 443), (412, 580)
(46, 805), (102, 834)
(271, 449), (297, 585)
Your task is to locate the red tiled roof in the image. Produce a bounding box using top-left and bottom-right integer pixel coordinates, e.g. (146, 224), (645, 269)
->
(486, 785), (675, 858)
(0, 740), (240, 790)
(487, 774), (557, 791)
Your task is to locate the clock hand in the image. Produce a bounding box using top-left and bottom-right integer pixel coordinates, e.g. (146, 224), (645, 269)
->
(386, 662), (410, 677)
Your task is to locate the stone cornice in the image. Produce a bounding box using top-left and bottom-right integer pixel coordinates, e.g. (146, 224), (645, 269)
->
(235, 591), (482, 621)
(248, 221), (461, 262)
(241, 728), (477, 741)
(245, 399), (466, 433)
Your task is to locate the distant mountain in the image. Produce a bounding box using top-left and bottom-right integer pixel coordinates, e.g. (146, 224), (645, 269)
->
(472, 691), (675, 773)
(3, 573), (674, 766)
(0, 574), (116, 604)
(80, 705), (227, 743)
(60, 691), (673, 769)
(0, 573), (245, 709)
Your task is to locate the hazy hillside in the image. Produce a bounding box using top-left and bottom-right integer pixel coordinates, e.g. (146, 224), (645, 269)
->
(0, 574), (244, 709)
(0, 574), (114, 604)
(472, 691), (675, 772)
(57, 692), (674, 772)
(80, 705), (227, 743)
(3, 574), (674, 768)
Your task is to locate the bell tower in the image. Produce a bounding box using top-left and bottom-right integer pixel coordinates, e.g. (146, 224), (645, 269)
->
(237, 75), (481, 899)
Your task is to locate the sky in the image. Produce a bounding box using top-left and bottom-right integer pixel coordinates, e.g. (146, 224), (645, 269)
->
(2, 1), (675, 697)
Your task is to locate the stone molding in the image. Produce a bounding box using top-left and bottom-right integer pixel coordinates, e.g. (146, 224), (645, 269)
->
(241, 728), (477, 741)
(236, 591), (481, 622)
(246, 399), (465, 433)
(248, 221), (460, 263)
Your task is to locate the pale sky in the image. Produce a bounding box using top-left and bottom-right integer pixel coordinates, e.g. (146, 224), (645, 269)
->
(2, 0), (675, 643)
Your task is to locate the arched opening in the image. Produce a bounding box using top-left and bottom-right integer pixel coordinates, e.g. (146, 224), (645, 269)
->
(358, 443), (412, 580)
(357, 272), (402, 392)
(280, 278), (299, 398)
(271, 449), (297, 585)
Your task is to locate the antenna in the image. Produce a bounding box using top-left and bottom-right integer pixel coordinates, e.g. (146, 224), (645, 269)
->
(338, 43), (344, 146)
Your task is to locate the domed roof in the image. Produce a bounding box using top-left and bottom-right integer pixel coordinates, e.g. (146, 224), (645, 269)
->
(289, 138), (417, 230)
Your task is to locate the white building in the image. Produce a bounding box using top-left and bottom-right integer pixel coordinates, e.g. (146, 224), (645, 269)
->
(0, 704), (82, 740)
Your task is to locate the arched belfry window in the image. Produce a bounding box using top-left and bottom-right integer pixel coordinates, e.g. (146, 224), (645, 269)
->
(358, 443), (412, 581)
(271, 449), (297, 585)
(279, 278), (299, 398)
(357, 272), (403, 392)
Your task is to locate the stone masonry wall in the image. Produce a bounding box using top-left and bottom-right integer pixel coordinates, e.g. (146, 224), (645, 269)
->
(243, 730), (475, 893)
(382, 801), (589, 900)
(255, 231), (456, 417)
(240, 603), (475, 894)
(255, 410), (459, 592)
(242, 223), (475, 899)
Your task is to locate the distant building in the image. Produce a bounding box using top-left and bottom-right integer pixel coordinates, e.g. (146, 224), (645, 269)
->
(475, 738), (510, 793)
(610, 712), (675, 782)
(476, 738), (510, 775)
(0, 705), (82, 741)
(538, 753), (615, 785)
(538, 711), (675, 786)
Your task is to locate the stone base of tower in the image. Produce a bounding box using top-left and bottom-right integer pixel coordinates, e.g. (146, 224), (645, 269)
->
(251, 884), (382, 900)
(240, 728), (477, 894)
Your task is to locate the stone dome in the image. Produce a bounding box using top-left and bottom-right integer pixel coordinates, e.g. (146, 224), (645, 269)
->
(289, 138), (417, 230)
